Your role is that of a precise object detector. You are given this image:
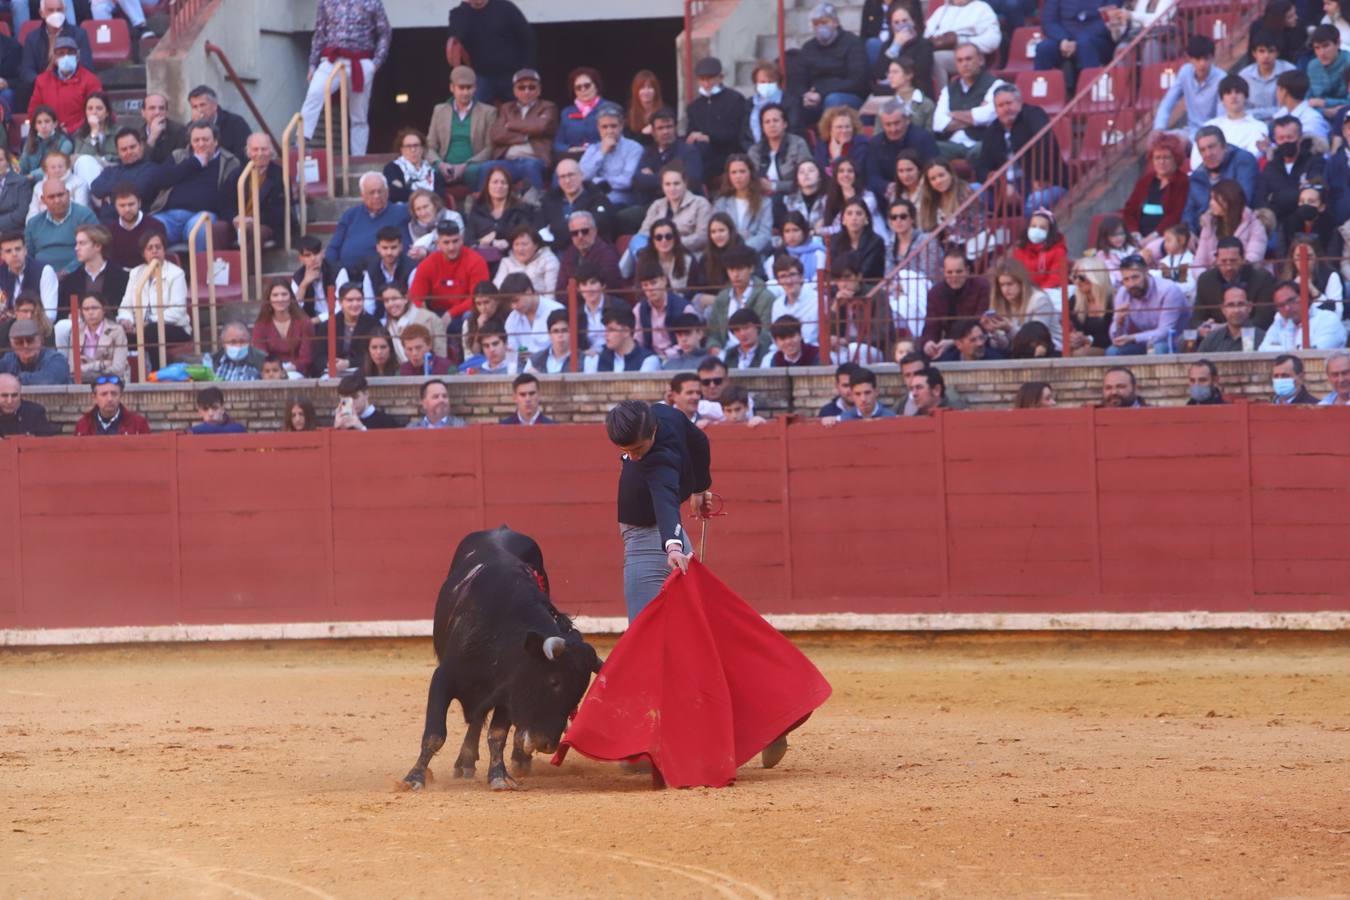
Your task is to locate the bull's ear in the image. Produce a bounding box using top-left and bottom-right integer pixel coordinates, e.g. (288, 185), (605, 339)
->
(523, 631), (546, 658)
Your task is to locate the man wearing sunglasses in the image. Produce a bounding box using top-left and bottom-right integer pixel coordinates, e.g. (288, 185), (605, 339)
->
(553, 208), (622, 294)
(0, 319), (70, 385)
(73, 374), (152, 436)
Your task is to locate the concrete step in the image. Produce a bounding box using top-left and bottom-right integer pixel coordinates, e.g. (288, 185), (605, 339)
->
(262, 247), (299, 272)
(100, 63), (147, 90)
(308, 195), (364, 221)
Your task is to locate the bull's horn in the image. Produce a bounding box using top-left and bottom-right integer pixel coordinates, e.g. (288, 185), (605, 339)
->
(543, 636), (566, 661)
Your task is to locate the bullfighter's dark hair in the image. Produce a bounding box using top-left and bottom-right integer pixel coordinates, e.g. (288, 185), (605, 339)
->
(606, 400), (656, 446)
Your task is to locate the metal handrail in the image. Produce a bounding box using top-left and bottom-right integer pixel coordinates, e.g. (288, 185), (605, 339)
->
(131, 258), (167, 374)
(867, 2), (1259, 306)
(322, 60), (351, 198)
(203, 41), (282, 156)
(280, 112), (306, 252)
(235, 159), (263, 304)
(186, 216), (217, 356)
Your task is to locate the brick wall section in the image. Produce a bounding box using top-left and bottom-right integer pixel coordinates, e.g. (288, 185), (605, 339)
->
(19, 353), (1340, 433)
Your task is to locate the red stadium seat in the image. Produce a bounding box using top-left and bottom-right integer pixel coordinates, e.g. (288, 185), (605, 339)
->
(193, 250), (243, 303)
(1140, 63), (1183, 110)
(0, 22), (10, 38)
(925, 0), (943, 18)
(1051, 117), (1073, 165)
(1004, 27), (1043, 73)
(615, 233), (632, 257)
(18, 19), (39, 45)
(1075, 66), (1131, 113)
(82, 19), (131, 68)
(1016, 69), (1066, 115)
(1079, 112), (1137, 163)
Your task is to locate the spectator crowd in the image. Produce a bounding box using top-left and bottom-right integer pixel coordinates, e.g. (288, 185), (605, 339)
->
(3, 0), (1350, 438)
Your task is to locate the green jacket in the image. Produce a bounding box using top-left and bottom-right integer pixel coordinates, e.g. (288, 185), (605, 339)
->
(706, 278), (777, 351)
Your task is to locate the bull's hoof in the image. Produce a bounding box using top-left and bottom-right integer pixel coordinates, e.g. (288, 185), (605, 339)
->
(761, 736), (789, 769)
(453, 764), (475, 779)
(488, 774), (519, 792)
(402, 769), (426, 791)
(618, 759), (652, 775)
(511, 756), (533, 777)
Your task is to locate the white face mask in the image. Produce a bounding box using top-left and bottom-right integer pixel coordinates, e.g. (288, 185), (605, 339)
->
(755, 82), (780, 100)
(1026, 226), (1049, 244)
(698, 85), (722, 98)
(46, 12), (65, 28)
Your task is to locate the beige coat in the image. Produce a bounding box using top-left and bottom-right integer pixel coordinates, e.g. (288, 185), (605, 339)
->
(78, 319), (130, 382)
(427, 101), (498, 165)
(640, 192), (714, 255)
(387, 306), (448, 363)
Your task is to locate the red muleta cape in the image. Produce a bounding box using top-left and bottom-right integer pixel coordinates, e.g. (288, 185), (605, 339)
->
(551, 559), (832, 788)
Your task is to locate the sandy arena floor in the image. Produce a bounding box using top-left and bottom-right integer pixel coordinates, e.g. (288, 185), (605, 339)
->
(1, 633), (1348, 898)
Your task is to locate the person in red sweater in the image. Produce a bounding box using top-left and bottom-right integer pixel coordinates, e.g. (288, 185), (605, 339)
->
(1122, 134), (1189, 257)
(73, 375), (152, 436)
(29, 37), (103, 134)
(1010, 209), (1068, 290)
(407, 220), (489, 321)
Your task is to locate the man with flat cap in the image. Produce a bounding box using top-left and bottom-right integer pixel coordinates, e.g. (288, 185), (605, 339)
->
(686, 57), (747, 180)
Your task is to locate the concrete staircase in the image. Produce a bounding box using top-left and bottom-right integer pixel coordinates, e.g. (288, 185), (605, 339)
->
(725, 0), (867, 97)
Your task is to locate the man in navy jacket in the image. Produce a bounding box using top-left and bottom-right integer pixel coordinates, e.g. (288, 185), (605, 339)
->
(605, 399), (713, 621)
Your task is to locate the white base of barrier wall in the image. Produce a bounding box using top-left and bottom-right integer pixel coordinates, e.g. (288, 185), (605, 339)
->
(3, 611), (1349, 646)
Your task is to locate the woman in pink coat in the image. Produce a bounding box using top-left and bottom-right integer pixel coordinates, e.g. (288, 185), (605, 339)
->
(1192, 179), (1267, 270)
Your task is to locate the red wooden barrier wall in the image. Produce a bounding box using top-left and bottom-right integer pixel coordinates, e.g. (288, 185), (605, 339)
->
(3, 405), (1348, 632)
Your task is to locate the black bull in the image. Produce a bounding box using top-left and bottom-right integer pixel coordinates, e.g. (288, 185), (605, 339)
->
(402, 528), (602, 791)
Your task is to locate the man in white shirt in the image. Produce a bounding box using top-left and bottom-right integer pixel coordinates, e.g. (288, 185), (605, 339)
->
(525, 309), (573, 374)
(1319, 350), (1350, 405)
(0, 232), (58, 324)
(583, 305), (662, 372)
(923, 0), (1001, 94)
(769, 253), (820, 345)
(932, 43), (1006, 157)
(1190, 75), (1271, 168)
(503, 274), (563, 355)
(1258, 281), (1347, 352)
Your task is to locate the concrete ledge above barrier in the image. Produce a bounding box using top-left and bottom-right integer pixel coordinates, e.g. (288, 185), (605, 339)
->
(16, 352), (1345, 434)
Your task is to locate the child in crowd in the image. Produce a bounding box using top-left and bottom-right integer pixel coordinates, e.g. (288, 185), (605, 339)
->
(722, 308), (771, 369)
(1155, 223), (1197, 303)
(718, 383), (767, 427)
(768, 315), (821, 367)
(662, 313), (711, 371)
(1088, 214), (1139, 286)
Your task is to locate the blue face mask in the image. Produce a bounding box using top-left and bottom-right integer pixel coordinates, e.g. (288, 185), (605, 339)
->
(755, 82), (781, 101)
(224, 345), (250, 362)
(56, 55), (77, 77)
(1272, 376), (1297, 398)
(814, 24), (838, 45)
(1188, 384), (1213, 403)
